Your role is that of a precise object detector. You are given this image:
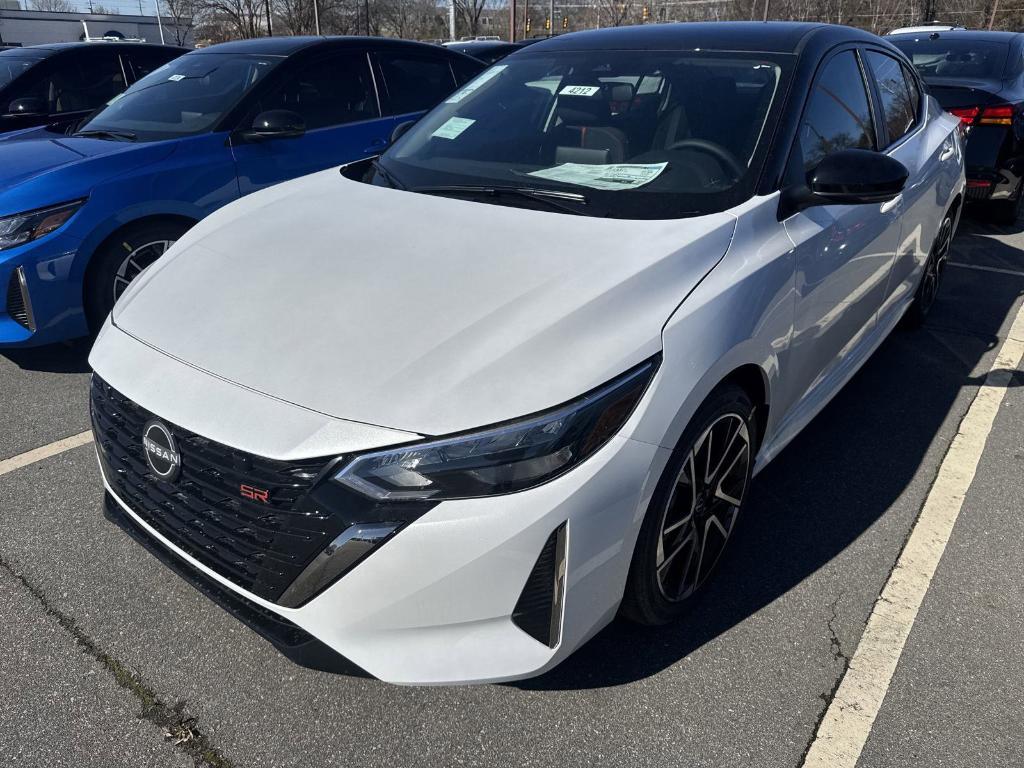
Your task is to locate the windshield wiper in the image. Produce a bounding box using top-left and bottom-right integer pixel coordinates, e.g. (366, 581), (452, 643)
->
(371, 158), (406, 190)
(412, 184), (589, 215)
(72, 128), (137, 141)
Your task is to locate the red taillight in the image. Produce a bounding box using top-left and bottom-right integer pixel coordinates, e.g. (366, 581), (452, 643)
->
(978, 104), (1014, 125)
(949, 106), (980, 126)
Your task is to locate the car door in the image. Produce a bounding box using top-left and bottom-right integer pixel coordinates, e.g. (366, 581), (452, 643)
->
(231, 49), (391, 196)
(779, 48), (902, 419)
(863, 48), (950, 328)
(373, 50), (465, 136)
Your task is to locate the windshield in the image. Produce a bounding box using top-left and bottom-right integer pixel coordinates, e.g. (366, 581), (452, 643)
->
(378, 50), (788, 219)
(77, 52), (281, 141)
(0, 54), (43, 90)
(890, 38), (1010, 80)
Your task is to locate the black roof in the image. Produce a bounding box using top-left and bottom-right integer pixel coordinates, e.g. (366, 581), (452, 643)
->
(17, 41), (187, 55)
(197, 35), (463, 56)
(526, 21), (883, 55)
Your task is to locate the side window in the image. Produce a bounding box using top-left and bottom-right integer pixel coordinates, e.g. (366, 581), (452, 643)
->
(865, 51), (916, 145)
(125, 49), (177, 81)
(9, 52), (126, 113)
(250, 52), (379, 131)
(799, 51), (876, 172)
(902, 63), (921, 119)
(378, 53), (457, 114)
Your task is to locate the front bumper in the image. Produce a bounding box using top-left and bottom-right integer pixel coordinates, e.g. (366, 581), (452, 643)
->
(91, 325), (669, 685)
(0, 231), (87, 347)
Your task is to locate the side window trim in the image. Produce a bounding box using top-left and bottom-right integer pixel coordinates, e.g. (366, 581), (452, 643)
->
(855, 48), (885, 150)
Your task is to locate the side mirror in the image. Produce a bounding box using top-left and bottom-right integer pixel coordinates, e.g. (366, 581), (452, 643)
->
(238, 109), (306, 142)
(810, 148), (908, 204)
(390, 119), (417, 145)
(7, 96), (46, 117)
(780, 149), (909, 216)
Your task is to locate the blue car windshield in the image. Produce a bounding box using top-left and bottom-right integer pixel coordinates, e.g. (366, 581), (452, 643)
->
(77, 52), (281, 141)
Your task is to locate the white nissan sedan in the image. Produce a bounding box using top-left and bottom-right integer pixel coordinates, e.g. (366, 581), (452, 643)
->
(89, 22), (964, 685)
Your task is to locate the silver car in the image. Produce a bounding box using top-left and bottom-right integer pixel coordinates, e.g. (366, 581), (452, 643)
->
(90, 22), (965, 684)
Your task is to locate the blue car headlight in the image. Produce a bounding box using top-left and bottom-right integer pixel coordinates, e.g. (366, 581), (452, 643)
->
(333, 357), (660, 501)
(0, 200), (84, 251)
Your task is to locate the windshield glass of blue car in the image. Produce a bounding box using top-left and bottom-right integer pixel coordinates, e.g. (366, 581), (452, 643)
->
(375, 50), (788, 220)
(75, 53), (281, 141)
(890, 38), (1010, 80)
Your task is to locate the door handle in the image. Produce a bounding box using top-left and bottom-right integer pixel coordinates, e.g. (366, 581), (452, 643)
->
(363, 138), (388, 154)
(880, 194), (903, 214)
(939, 143), (956, 161)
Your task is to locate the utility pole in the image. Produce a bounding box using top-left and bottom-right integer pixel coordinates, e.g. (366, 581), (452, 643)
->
(153, 0), (165, 43)
(448, 0), (455, 41)
(312, 0), (320, 35)
(364, 0), (369, 34)
(265, 0), (273, 35)
(761, 0), (769, 21)
(510, 0), (516, 41)
(548, 0), (553, 35)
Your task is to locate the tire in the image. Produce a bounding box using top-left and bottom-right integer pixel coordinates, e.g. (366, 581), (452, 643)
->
(903, 214), (952, 329)
(84, 219), (190, 334)
(991, 185), (1024, 226)
(621, 384), (756, 626)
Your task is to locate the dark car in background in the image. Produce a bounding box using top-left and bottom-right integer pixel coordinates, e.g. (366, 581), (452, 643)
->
(0, 43), (187, 136)
(889, 30), (1024, 221)
(443, 39), (540, 65)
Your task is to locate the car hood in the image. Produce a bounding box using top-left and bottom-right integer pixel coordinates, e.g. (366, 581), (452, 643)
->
(113, 169), (737, 437)
(0, 135), (176, 215)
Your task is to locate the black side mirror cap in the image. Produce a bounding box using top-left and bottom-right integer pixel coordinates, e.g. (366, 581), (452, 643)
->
(390, 119), (417, 145)
(6, 96), (46, 117)
(779, 148), (909, 217)
(236, 109), (306, 143)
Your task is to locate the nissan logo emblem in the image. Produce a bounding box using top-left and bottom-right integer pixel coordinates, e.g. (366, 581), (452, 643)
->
(142, 420), (181, 482)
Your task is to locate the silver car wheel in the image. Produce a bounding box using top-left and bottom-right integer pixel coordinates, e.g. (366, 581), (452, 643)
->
(112, 239), (175, 302)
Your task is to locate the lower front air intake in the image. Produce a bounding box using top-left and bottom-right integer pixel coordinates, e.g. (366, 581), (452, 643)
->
(512, 522), (567, 648)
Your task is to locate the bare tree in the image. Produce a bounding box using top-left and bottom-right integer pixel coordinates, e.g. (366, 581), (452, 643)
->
(455, 0), (488, 36)
(30, 0), (76, 11)
(161, 0), (196, 45)
(200, 0), (265, 38)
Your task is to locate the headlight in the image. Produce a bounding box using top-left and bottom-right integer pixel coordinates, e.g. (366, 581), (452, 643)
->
(334, 356), (659, 501)
(0, 200), (84, 251)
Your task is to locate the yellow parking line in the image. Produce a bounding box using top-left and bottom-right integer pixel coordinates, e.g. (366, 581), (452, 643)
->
(801, 300), (1024, 767)
(0, 431), (94, 478)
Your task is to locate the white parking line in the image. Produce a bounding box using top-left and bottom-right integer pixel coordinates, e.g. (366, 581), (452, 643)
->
(801, 301), (1024, 768)
(0, 431), (94, 478)
(949, 261), (1024, 278)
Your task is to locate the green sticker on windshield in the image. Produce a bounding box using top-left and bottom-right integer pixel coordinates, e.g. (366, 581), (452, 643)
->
(527, 162), (668, 191)
(432, 117), (476, 140)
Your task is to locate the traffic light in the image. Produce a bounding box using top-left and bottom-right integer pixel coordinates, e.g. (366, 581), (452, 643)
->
(545, 15), (551, 30)
(526, 16), (531, 32)
(642, 4), (649, 20)
(562, 14), (568, 29)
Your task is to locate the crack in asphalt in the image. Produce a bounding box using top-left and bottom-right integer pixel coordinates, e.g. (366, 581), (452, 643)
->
(0, 554), (236, 768)
(797, 592), (850, 766)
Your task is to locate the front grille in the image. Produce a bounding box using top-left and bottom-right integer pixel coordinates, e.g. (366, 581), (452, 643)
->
(90, 376), (341, 603)
(5, 268), (31, 330)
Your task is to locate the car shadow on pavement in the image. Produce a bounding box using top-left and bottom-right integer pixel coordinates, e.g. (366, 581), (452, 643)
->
(1, 337), (91, 374)
(516, 216), (1024, 691)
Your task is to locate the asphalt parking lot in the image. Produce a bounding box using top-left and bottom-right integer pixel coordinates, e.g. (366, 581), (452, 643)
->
(1, 211), (1023, 768)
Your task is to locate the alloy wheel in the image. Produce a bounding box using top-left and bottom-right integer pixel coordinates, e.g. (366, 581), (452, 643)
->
(112, 239), (175, 302)
(919, 218), (951, 315)
(655, 412), (751, 602)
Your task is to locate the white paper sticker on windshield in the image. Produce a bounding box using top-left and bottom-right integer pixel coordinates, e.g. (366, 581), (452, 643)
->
(559, 85), (601, 97)
(444, 65), (507, 103)
(168, 74), (186, 82)
(527, 162), (668, 191)
(432, 117), (476, 140)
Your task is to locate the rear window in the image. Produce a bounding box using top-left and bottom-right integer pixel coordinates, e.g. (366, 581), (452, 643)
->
(0, 55), (41, 90)
(890, 38), (1010, 80)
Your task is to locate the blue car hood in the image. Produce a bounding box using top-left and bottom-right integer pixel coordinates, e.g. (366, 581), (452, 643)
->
(0, 136), (177, 216)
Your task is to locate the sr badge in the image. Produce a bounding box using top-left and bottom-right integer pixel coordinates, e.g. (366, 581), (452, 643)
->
(142, 420), (181, 482)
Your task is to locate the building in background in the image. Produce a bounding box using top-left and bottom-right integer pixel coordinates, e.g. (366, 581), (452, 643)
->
(0, 5), (191, 47)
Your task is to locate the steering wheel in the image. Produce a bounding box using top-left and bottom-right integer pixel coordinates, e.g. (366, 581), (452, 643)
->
(666, 139), (745, 181)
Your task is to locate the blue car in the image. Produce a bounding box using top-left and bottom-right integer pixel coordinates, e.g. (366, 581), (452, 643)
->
(0, 36), (483, 346)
